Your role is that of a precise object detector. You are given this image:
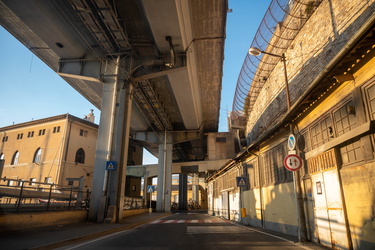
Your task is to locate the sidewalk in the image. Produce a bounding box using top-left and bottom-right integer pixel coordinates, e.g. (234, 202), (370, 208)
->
(231, 222), (330, 250)
(1, 212), (169, 250)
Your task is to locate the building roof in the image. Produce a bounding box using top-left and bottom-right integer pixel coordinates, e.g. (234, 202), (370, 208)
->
(0, 114), (98, 132)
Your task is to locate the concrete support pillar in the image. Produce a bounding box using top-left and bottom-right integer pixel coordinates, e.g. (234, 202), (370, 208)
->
(143, 171), (150, 207)
(113, 83), (132, 222)
(156, 133), (173, 212)
(192, 173), (199, 207)
(88, 57), (131, 222)
(88, 74), (117, 221)
(178, 174), (188, 210)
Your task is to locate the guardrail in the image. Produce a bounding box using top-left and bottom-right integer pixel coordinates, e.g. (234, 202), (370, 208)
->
(0, 178), (90, 213)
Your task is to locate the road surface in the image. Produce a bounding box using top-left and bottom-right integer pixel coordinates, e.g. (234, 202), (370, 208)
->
(59, 212), (308, 250)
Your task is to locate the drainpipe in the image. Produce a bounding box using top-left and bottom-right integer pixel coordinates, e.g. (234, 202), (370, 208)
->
(107, 56), (121, 162)
(162, 130), (167, 212)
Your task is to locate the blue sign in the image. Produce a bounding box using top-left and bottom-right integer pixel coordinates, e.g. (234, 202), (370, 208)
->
(236, 177), (248, 188)
(288, 134), (296, 150)
(147, 185), (155, 193)
(106, 161), (117, 171)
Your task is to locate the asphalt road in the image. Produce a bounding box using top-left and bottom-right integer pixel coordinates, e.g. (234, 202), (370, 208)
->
(58, 212), (307, 250)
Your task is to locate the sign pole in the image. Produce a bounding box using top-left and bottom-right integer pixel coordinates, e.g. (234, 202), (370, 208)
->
(147, 185), (155, 214)
(149, 197), (152, 214)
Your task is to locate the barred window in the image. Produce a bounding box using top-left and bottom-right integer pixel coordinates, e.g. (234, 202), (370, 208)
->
(310, 122), (322, 149)
(366, 83), (375, 119)
(333, 101), (357, 136)
(299, 130), (311, 152)
(310, 115), (334, 149)
(321, 116), (334, 143)
(262, 142), (292, 186)
(340, 139), (364, 165)
(246, 159), (259, 189)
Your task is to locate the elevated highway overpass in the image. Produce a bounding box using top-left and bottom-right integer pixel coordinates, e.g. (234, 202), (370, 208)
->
(0, 0), (228, 221)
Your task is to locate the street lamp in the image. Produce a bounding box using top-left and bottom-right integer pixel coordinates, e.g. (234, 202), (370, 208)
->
(248, 47), (291, 110)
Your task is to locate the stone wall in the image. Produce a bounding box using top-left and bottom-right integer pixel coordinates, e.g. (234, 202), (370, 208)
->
(246, 0), (375, 142)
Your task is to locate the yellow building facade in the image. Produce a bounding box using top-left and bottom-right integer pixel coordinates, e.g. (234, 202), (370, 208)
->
(0, 113), (98, 189)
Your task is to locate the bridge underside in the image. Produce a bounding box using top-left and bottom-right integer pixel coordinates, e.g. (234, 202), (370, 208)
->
(0, 0), (228, 221)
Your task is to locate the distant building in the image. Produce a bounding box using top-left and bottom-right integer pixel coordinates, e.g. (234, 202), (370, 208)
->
(0, 113), (98, 189)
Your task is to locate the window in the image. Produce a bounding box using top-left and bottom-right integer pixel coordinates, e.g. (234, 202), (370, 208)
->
(216, 137), (227, 142)
(79, 129), (88, 137)
(17, 133), (23, 140)
(340, 139), (364, 165)
(11, 151), (19, 165)
(75, 148), (85, 164)
(0, 153), (4, 160)
(44, 177), (52, 184)
(68, 180), (74, 186)
(38, 129), (46, 136)
(53, 126), (60, 133)
(299, 130), (311, 152)
(2, 136), (8, 142)
(18, 179), (25, 187)
(333, 101), (357, 136)
(33, 148), (42, 163)
(261, 143), (292, 186)
(246, 159), (259, 189)
(310, 115), (334, 149)
(29, 178), (36, 186)
(27, 131), (34, 138)
(366, 83), (375, 119)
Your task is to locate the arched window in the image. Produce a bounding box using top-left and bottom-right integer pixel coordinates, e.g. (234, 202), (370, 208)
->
(0, 153), (4, 160)
(75, 148), (85, 164)
(33, 148), (42, 163)
(11, 151), (19, 165)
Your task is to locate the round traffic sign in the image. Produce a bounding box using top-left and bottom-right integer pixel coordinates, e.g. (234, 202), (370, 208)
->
(283, 154), (303, 171)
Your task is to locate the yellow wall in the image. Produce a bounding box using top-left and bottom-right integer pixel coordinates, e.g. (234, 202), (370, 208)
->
(1, 119), (67, 183)
(60, 121), (97, 187)
(340, 162), (375, 249)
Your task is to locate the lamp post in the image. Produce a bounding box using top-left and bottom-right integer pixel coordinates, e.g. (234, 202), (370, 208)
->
(248, 47), (307, 242)
(248, 47), (291, 111)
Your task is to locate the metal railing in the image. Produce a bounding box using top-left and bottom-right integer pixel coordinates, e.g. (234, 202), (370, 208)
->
(0, 178), (90, 213)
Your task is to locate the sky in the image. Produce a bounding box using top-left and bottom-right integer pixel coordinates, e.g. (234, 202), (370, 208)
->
(0, 1), (271, 164)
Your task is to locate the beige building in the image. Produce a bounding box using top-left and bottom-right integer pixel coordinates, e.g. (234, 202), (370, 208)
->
(0, 112), (98, 189)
